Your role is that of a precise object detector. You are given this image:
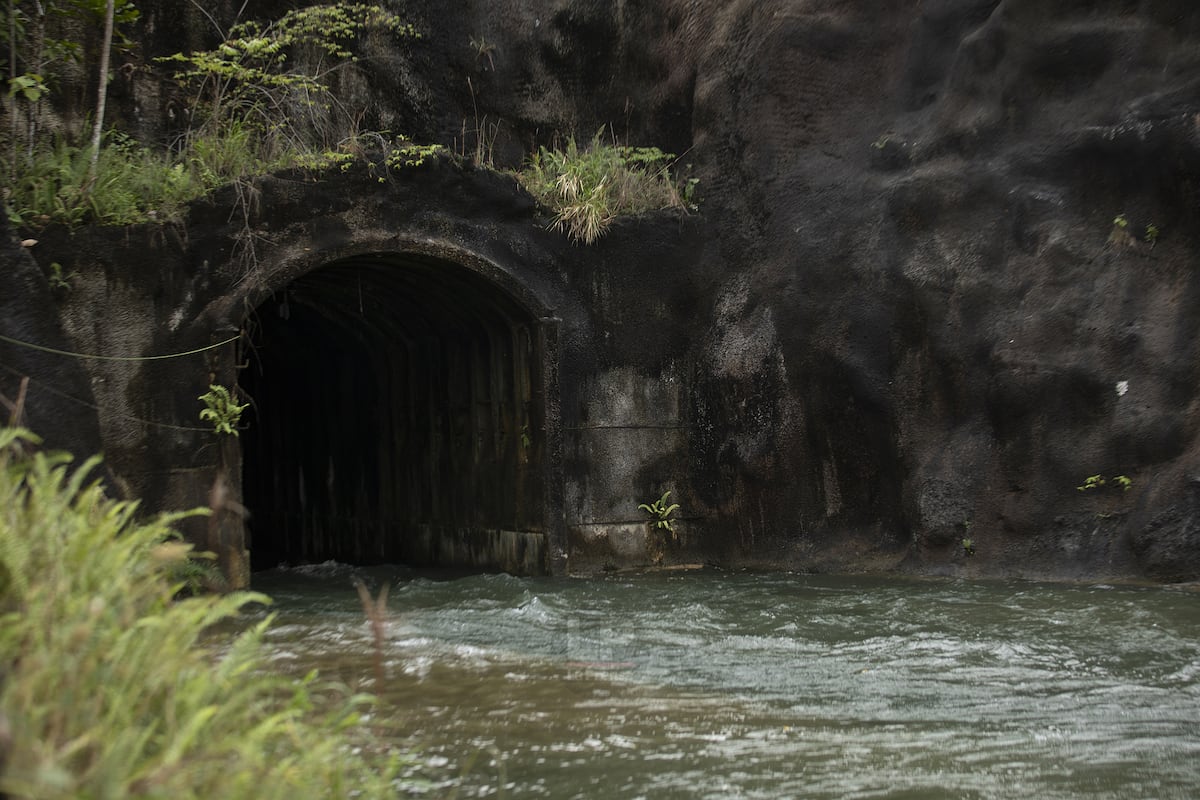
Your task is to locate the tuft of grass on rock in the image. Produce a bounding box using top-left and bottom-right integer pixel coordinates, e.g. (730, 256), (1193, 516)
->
(516, 129), (694, 244)
(0, 427), (409, 799)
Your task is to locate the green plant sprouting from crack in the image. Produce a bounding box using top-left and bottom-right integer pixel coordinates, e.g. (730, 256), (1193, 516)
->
(1107, 212), (1136, 248)
(198, 384), (249, 436)
(46, 261), (73, 293)
(386, 142), (448, 169)
(959, 519), (975, 556)
(1108, 213), (1162, 250)
(1077, 474), (1133, 492)
(638, 490), (680, 535)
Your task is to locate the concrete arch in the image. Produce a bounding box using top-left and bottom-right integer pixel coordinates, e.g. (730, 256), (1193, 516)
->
(233, 238), (563, 575)
(237, 235), (559, 325)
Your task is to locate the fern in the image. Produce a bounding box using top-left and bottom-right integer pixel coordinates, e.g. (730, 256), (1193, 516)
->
(198, 384), (249, 436)
(638, 490), (681, 534)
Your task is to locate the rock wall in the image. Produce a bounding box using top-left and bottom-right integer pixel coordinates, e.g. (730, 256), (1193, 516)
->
(5, 0), (1200, 581)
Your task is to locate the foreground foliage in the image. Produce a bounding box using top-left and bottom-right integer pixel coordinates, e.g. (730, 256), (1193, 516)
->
(0, 428), (405, 799)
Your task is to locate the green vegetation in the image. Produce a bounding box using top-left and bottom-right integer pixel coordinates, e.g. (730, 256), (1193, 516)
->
(3, 5), (694, 246)
(1107, 213), (1136, 248)
(1077, 474), (1133, 492)
(2, 1), (140, 166)
(46, 261), (72, 293)
(1108, 213), (1161, 250)
(198, 384), (249, 437)
(961, 537), (975, 557)
(3, 4), (417, 227)
(0, 428), (408, 798)
(159, 4), (415, 156)
(4, 0), (143, 221)
(7, 131), (205, 226)
(638, 490), (680, 535)
(386, 142), (448, 170)
(516, 130), (696, 244)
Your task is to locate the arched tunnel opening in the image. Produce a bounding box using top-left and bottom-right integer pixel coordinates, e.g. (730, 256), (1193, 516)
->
(240, 252), (552, 574)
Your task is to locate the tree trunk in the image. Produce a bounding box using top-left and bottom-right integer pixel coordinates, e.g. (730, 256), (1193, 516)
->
(88, 0), (115, 179)
(8, 0), (17, 183)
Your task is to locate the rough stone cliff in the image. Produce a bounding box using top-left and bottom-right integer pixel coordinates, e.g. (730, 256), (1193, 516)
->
(5, 0), (1200, 581)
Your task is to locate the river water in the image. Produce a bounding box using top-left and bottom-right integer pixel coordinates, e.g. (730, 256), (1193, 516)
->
(249, 566), (1200, 799)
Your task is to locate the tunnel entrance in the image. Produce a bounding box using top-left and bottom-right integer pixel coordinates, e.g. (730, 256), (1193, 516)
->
(240, 252), (552, 574)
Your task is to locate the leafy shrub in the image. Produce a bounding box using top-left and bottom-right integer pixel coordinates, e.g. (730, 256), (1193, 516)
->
(161, 4), (416, 156)
(0, 428), (408, 799)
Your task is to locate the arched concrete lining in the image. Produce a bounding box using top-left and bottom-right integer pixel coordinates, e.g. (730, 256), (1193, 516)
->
(227, 237), (564, 575)
(236, 235), (559, 326)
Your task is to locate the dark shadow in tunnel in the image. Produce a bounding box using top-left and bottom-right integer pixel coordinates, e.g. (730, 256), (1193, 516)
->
(240, 252), (549, 573)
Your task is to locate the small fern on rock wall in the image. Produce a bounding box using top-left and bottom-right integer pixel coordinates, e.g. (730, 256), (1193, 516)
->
(198, 384), (249, 436)
(639, 490), (681, 535)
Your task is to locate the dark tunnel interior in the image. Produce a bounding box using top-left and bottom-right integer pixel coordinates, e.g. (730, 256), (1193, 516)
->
(240, 252), (548, 573)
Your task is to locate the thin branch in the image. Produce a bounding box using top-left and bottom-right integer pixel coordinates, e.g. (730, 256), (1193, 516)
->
(0, 375), (29, 427)
(186, 0), (228, 39)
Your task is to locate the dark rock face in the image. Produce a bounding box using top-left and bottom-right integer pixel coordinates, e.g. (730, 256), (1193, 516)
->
(0, 216), (104, 460)
(6, 1), (1200, 583)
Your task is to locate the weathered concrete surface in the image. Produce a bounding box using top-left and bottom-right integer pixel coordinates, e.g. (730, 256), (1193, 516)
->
(7, 0), (1200, 582)
(0, 215), (104, 459)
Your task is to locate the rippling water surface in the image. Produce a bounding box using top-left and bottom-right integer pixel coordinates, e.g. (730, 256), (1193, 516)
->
(249, 567), (1200, 799)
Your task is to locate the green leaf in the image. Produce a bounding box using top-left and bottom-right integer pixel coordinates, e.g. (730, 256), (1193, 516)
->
(8, 73), (46, 103)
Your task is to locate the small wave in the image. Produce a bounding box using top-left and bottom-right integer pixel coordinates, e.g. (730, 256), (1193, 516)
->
(274, 559), (359, 578)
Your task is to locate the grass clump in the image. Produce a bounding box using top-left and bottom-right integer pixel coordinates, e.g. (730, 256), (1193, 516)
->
(0, 427), (407, 799)
(2, 125), (323, 228)
(516, 129), (697, 244)
(4, 133), (193, 227)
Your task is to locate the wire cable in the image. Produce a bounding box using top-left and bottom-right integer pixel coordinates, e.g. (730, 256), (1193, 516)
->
(0, 332), (240, 362)
(0, 361), (214, 433)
